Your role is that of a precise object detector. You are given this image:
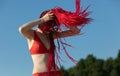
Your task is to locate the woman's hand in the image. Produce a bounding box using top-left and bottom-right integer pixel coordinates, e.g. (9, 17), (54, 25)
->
(41, 11), (55, 22)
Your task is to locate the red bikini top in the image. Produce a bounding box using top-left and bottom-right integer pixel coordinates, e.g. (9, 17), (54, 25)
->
(30, 31), (56, 71)
(30, 30), (55, 55)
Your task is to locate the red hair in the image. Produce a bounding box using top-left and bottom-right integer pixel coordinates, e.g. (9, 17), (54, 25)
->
(39, 0), (91, 32)
(38, 0), (92, 65)
(38, 10), (56, 32)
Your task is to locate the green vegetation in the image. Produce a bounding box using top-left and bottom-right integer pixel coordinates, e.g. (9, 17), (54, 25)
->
(61, 50), (120, 76)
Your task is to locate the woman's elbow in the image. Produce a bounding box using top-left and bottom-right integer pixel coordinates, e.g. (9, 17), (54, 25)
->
(70, 27), (80, 35)
(18, 26), (23, 33)
(18, 26), (26, 34)
(74, 29), (80, 35)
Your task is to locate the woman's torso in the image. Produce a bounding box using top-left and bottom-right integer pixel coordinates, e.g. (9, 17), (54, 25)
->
(27, 30), (57, 74)
(31, 54), (54, 73)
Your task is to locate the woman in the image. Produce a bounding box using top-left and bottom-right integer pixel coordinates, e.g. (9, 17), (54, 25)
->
(19, 11), (80, 76)
(19, 0), (91, 76)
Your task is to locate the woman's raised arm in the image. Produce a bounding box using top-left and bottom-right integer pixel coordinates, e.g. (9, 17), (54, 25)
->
(19, 12), (54, 38)
(53, 26), (80, 39)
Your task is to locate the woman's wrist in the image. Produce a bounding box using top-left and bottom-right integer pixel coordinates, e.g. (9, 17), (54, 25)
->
(32, 18), (45, 24)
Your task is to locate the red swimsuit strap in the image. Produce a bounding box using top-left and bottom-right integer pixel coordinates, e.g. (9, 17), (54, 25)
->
(30, 31), (50, 54)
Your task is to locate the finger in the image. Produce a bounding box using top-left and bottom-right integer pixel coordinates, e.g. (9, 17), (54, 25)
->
(49, 15), (55, 20)
(49, 13), (55, 16)
(47, 11), (53, 14)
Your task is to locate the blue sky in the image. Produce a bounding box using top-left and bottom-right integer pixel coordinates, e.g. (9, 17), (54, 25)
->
(0, 0), (120, 76)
